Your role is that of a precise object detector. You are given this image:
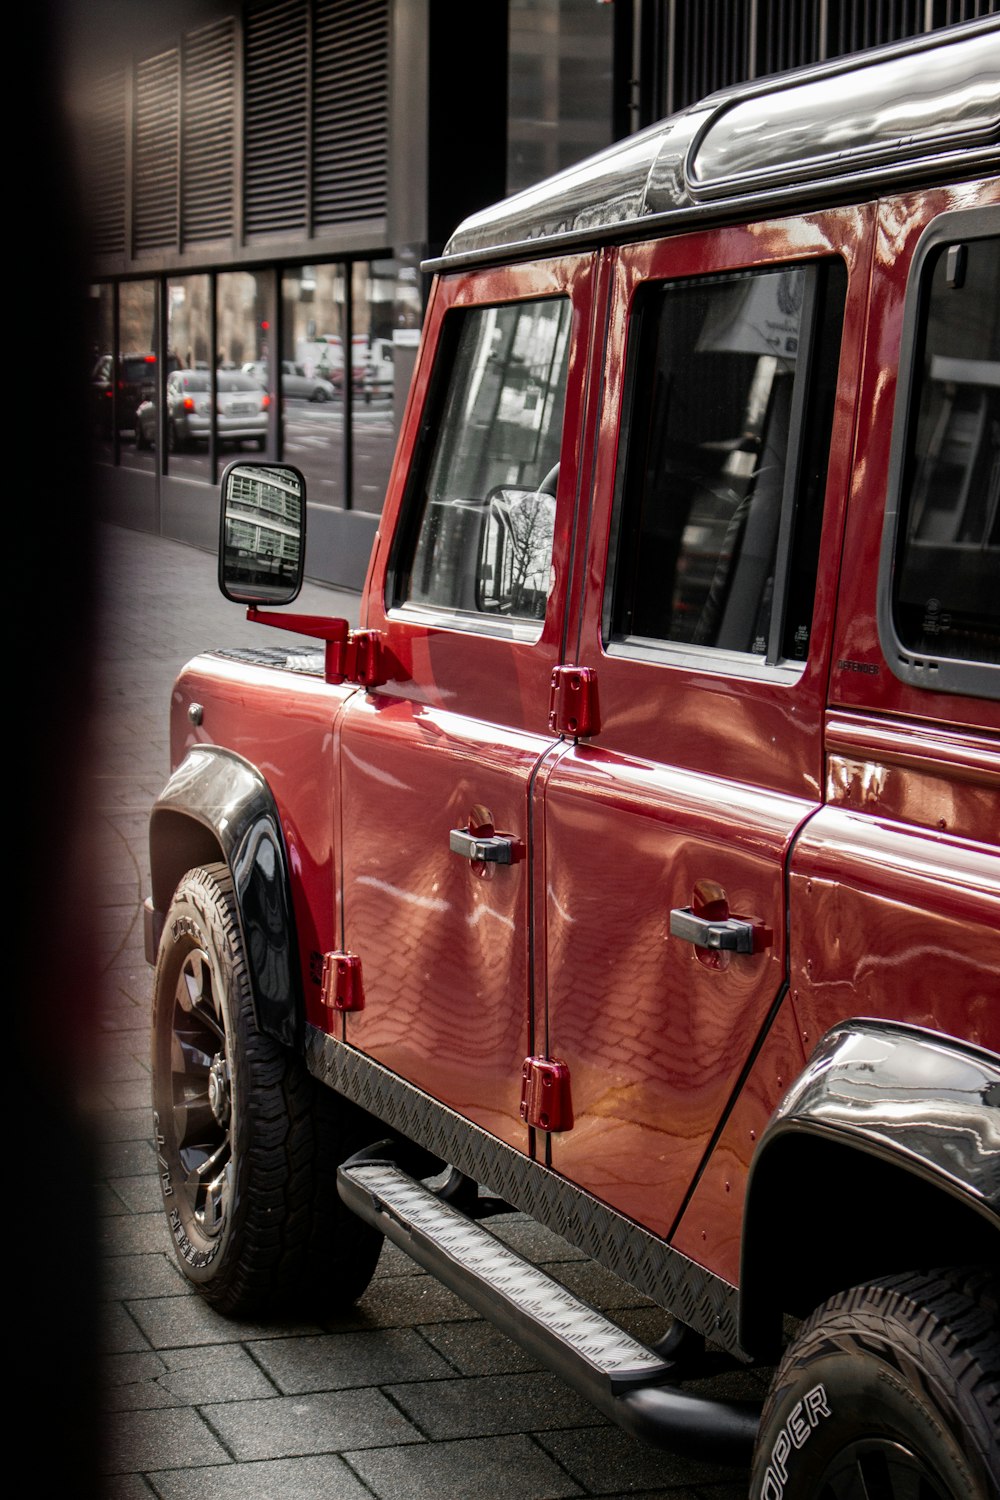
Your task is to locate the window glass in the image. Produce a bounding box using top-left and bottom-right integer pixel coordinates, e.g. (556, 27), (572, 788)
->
(89, 283), (114, 439)
(396, 298), (572, 626)
(217, 270), (272, 461)
(609, 261), (845, 664)
(167, 275), (211, 475)
(282, 265), (346, 508)
(353, 258), (405, 516)
(115, 280), (159, 471)
(894, 235), (1000, 667)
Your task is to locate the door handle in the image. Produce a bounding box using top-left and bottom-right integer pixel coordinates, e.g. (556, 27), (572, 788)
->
(449, 828), (516, 864)
(669, 906), (756, 953)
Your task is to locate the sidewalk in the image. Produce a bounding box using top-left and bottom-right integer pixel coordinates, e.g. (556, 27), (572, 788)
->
(87, 523), (760, 1500)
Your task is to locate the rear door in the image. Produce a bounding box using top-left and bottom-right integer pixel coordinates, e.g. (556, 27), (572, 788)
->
(337, 254), (602, 1153)
(541, 208), (874, 1259)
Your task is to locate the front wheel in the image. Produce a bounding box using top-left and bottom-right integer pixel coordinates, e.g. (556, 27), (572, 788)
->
(750, 1269), (1000, 1499)
(151, 863), (383, 1316)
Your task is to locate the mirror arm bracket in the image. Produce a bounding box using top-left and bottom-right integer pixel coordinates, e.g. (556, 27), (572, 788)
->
(245, 610), (388, 689)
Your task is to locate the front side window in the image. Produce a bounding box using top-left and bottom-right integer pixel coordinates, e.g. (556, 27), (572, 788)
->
(607, 260), (845, 667)
(394, 298), (572, 629)
(889, 227), (999, 688)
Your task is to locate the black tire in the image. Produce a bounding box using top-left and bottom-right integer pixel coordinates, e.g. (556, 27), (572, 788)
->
(750, 1269), (1000, 1500)
(151, 863), (382, 1316)
(311, 387), (328, 403)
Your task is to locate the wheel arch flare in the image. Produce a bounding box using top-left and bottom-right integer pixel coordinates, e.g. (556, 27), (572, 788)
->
(740, 1019), (1000, 1355)
(146, 744), (302, 1049)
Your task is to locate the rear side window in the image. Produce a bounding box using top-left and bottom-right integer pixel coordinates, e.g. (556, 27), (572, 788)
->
(881, 213), (999, 696)
(606, 259), (846, 669)
(392, 298), (572, 632)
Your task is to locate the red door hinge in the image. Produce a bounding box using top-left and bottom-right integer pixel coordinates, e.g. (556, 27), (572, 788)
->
(327, 629), (389, 688)
(520, 1056), (573, 1132)
(548, 666), (600, 739)
(320, 951), (365, 1022)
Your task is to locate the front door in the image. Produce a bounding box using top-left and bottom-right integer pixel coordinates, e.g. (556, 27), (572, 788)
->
(338, 254), (601, 1152)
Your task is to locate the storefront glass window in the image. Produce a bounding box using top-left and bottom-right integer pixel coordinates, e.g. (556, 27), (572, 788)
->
(282, 265), (346, 507)
(353, 258), (405, 516)
(166, 275), (211, 476)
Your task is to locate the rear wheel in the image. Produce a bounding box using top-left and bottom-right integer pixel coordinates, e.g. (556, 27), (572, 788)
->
(151, 862), (382, 1316)
(750, 1269), (1000, 1499)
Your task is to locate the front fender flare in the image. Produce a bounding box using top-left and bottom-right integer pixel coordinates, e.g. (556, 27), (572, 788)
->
(148, 745), (302, 1049)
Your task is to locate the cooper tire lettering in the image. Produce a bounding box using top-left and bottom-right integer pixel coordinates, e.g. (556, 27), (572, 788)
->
(760, 1384), (830, 1498)
(750, 1271), (1000, 1499)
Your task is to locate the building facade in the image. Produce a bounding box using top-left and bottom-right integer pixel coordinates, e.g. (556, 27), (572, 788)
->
(75, 0), (998, 587)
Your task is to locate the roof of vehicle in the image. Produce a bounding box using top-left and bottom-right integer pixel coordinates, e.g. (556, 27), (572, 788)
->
(431, 17), (999, 272)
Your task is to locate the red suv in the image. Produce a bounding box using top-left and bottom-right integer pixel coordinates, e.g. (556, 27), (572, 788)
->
(146, 21), (1000, 1498)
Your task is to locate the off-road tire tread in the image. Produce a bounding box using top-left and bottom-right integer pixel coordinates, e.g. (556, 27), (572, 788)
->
(154, 863), (382, 1317)
(752, 1266), (1000, 1499)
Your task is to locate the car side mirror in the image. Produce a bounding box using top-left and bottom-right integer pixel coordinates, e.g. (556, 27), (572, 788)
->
(219, 462), (306, 605)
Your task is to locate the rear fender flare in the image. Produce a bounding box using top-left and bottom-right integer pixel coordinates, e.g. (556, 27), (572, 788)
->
(148, 745), (301, 1049)
(740, 1019), (1000, 1354)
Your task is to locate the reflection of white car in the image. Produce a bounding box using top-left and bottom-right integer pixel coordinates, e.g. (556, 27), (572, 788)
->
(242, 360), (337, 402)
(363, 339), (395, 401)
(136, 370), (269, 451)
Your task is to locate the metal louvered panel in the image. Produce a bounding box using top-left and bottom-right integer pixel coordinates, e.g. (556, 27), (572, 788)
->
(134, 50), (180, 253)
(313, 0), (389, 226)
(87, 70), (127, 259)
(755, 0), (824, 75)
(931, 0), (1000, 20)
(182, 19), (236, 245)
(827, 0), (928, 55)
(672, 0), (752, 110)
(667, 0), (999, 115)
(244, 0), (309, 238)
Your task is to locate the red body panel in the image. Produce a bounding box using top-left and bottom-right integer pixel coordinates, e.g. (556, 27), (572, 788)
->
(169, 655), (357, 1030)
(670, 995), (808, 1285)
(788, 808), (1000, 1055)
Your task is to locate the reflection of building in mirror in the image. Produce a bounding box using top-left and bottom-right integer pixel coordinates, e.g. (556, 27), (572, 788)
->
(223, 466), (304, 601)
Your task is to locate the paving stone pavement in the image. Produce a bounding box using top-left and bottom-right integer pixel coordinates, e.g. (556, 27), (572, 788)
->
(86, 521), (764, 1499)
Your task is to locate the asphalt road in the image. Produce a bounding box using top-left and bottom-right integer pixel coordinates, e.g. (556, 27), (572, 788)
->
(86, 521), (763, 1500)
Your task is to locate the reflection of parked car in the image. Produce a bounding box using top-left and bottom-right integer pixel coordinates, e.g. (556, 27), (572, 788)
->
(136, 370), (269, 451)
(242, 360), (337, 402)
(92, 351), (175, 435)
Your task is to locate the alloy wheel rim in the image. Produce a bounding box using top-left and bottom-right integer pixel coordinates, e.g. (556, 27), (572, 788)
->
(815, 1436), (953, 1500)
(168, 946), (234, 1241)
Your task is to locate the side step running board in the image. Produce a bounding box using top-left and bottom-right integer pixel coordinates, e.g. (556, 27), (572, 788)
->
(338, 1156), (759, 1463)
